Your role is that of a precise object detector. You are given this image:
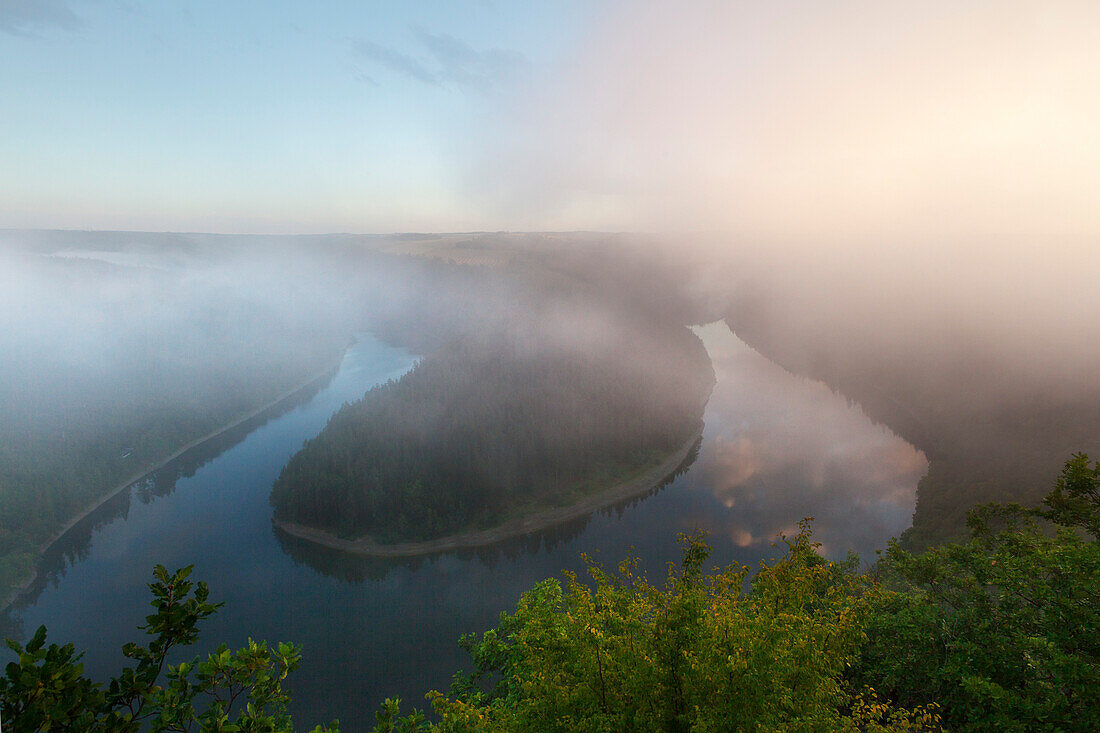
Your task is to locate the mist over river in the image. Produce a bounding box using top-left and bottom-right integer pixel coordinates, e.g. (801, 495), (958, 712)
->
(5, 324), (925, 728)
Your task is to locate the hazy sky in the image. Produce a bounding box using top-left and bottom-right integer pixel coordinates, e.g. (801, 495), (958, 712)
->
(3, 0), (1098, 239)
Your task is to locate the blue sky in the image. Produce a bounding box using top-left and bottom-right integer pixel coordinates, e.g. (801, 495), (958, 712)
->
(0, 1), (590, 232)
(2, 1), (1098, 238)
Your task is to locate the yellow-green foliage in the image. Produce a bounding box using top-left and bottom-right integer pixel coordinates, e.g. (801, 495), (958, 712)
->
(369, 454), (1100, 733)
(413, 524), (940, 732)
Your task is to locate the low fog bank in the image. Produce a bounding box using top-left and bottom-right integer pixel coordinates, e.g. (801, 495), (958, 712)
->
(0, 228), (716, 596)
(0, 229), (472, 594)
(0, 229), (684, 490)
(708, 235), (1100, 406)
(3, 231), (364, 445)
(495, 230), (1100, 545)
(506, 229), (1100, 408)
(2, 224), (1095, 564)
(673, 233), (1100, 546)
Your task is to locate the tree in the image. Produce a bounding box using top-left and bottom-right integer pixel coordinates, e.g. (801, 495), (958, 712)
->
(1038, 452), (1100, 540)
(0, 565), (338, 732)
(379, 528), (940, 732)
(369, 454), (1100, 732)
(856, 455), (1100, 731)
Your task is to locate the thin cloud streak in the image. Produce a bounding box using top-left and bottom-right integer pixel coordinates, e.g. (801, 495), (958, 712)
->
(350, 38), (440, 86)
(415, 29), (529, 91)
(0, 0), (82, 35)
(350, 31), (528, 92)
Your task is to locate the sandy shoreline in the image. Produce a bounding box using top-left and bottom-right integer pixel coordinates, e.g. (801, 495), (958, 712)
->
(273, 423), (703, 557)
(1, 352), (347, 611)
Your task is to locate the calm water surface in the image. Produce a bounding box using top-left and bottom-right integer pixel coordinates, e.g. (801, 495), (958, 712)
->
(7, 324), (926, 728)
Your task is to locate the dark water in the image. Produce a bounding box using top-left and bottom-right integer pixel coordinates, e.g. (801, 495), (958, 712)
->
(6, 324), (925, 728)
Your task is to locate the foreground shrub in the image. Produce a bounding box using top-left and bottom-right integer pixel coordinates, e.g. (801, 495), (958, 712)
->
(381, 525), (939, 732)
(855, 454), (1100, 732)
(0, 566), (337, 732)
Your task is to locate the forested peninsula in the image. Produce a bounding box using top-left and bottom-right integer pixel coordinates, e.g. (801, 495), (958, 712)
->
(271, 321), (714, 546)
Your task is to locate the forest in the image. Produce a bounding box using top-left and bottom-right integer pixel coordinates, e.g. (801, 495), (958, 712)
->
(271, 316), (715, 543)
(0, 237), (358, 603)
(0, 232), (555, 604)
(0, 230), (712, 605)
(5, 454), (1097, 731)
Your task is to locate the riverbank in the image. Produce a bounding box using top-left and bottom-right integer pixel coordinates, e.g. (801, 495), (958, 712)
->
(273, 423), (704, 557)
(1, 351), (348, 611)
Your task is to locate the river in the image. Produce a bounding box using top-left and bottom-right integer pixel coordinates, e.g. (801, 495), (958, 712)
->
(5, 323), (926, 728)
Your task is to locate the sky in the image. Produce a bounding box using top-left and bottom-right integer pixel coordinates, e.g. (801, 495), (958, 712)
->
(2, 0), (1099, 240)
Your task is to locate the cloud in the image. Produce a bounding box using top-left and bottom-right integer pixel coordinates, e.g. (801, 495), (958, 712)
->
(469, 0), (1100, 242)
(0, 0), (82, 35)
(351, 38), (439, 86)
(416, 30), (528, 91)
(351, 66), (380, 87)
(350, 31), (527, 92)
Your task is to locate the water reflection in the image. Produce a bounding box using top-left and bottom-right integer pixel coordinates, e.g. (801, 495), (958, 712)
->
(671, 322), (927, 559)
(13, 363), (340, 613)
(3, 324), (925, 729)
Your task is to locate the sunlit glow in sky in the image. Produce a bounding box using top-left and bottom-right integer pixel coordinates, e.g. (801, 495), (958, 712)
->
(2, 0), (1098, 239)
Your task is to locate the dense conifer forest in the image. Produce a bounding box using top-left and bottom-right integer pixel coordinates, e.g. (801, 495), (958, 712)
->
(271, 320), (715, 543)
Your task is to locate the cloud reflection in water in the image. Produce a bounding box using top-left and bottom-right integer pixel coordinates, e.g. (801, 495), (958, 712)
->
(678, 323), (927, 559)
